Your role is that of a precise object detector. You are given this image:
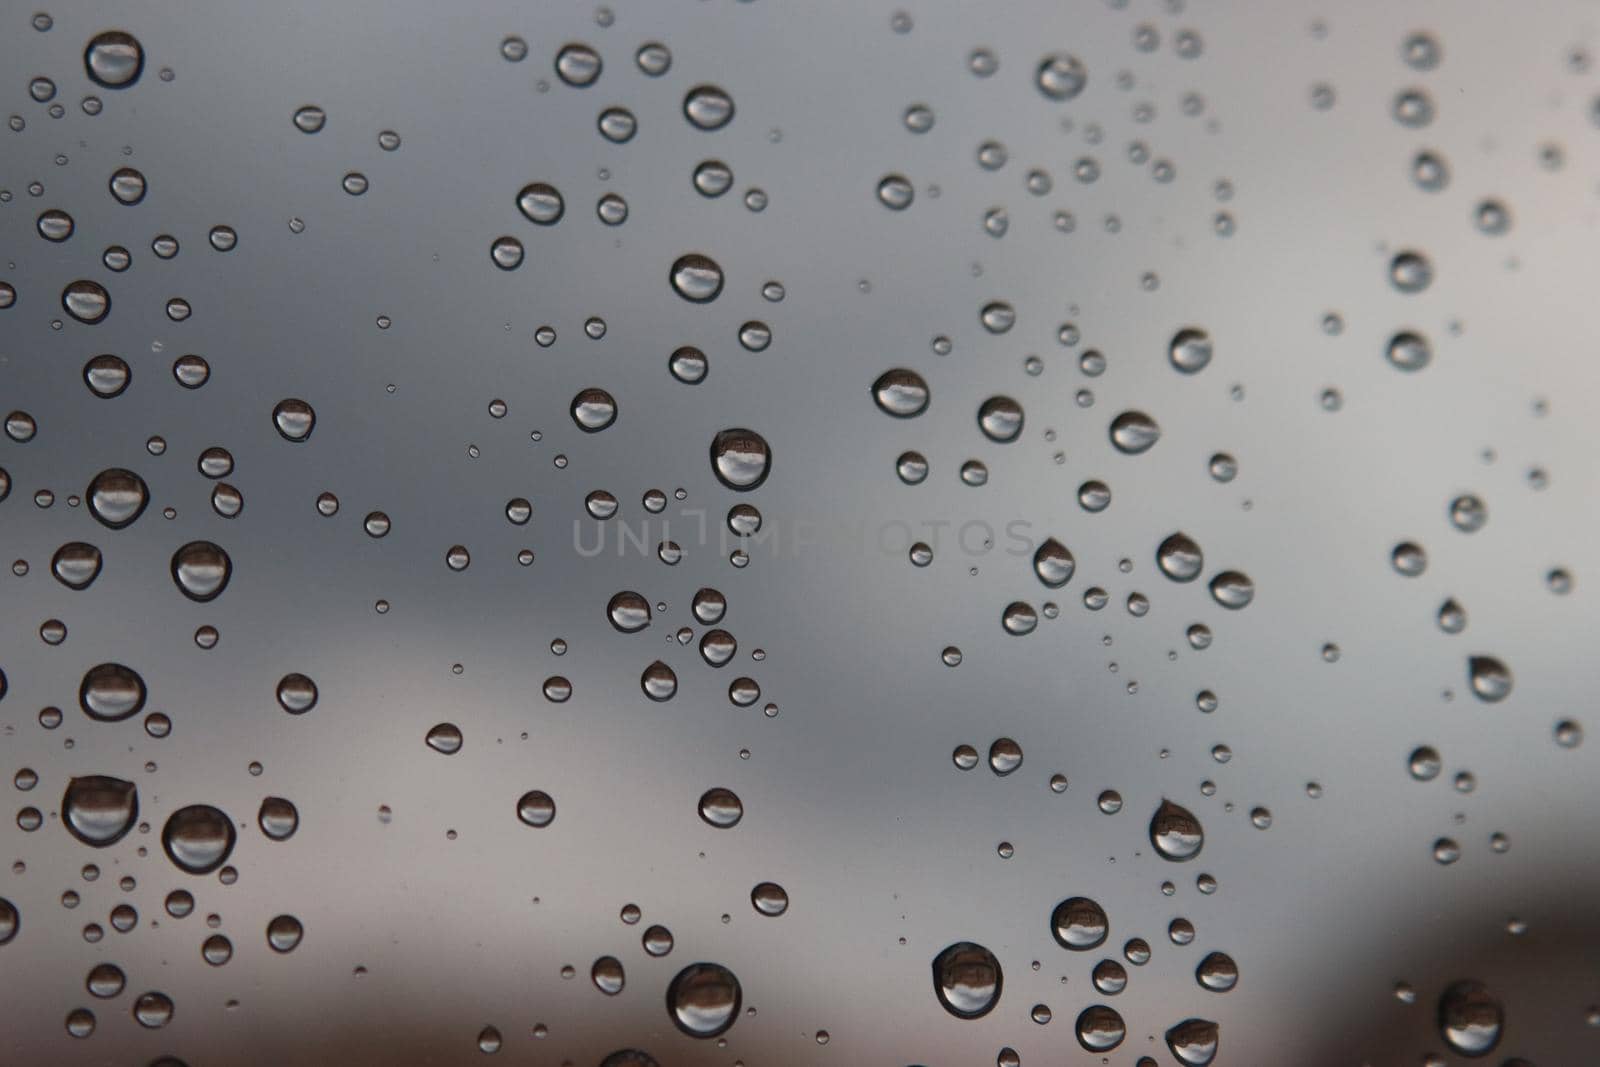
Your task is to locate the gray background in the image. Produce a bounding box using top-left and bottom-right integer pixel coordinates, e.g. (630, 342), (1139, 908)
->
(1, 0), (1597, 1063)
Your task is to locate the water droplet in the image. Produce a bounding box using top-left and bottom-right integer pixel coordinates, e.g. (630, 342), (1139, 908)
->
(1149, 799), (1204, 861)
(932, 941), (1002, 1019)
(683, 85), (734, 130)
(872, 369), (930, 417)
(666, 962), (741, 1037)
(710, 428), (771, 491)
(425, 722), (464, 754)
(693, 160), (733, 197)
(1196, 953), (1237, 992)
(1165, 1018), (1221, 1066)
(1468, 656), (1512, 702)
(877, 174), (914, 210)
(516, 790), (556, 828)
(1037, 53), (1088, 100)
(1052, 897), (1109, 950)
(642, 661), (678, 701)
(1392, 542), (1428, 577)
(555, 43), (602, 87)
(292, 104), (326, 133)
(52, 542), (103, 590)
(669, 346), (708, 384)
(1386, 331), (1431, 372)
(751, 882), (788, 916)
(636, 41), (671, 76)
(266, 914), (303, 953)
(1109, 411), (1160, 454)
(62, 280), (110, 324)
(1433, 838), (1460, 865)
(1075, 1005), (1125, 1052)
(1438, 981), (1502, 1057)
(258, 797), (299, 840)
(1449, 494), (1487, 533)
(272, 398), (315, 442)
(1208, 571), (1254, 610)
(1169, 328), (1213, 373)
(80, 662), (146, 721)
(607, 591), (651, 633)
(84, 30), (144, 88)
(62, 776), (137, 846)
(490, 235), (523, 270)
(592, 956), (625, 995)
(1002, 601), (1038, 636)
(517, 183), (564, 225)
(162, 805), (236, 874)
(276, 673), (318, 715)
(977, 396), (1024, 442)
(170, 541), (231, 602)
(1156, 533), (1204, 582)
(1556, 720), (1584, 749)
(698, 787), (742, 828)
(1092, 958), (1128, 994)
(670, 254), (724, 303)
(571, 388), (618, 432)
(1409, 746), (1442, 781)
(989, 738), (1023, 775)
(133, 991), (174, 1028)
(1390, 250), (1433, 293)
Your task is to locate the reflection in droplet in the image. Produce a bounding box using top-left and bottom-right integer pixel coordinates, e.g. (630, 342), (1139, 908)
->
(698, 787), (743, 828)
(710, 428), (771, 491)
(1052, 897), (1109, 950)
(872, 369), (930, 418)
(162, 805), (236, 874)
(258, 797), (299, 840)
(1156, 533), (1204, 582)
(1169, 328), (1213, 373)
(932, 941), (1002, 1019)
(272, 398), (315, 442)
(1438, 981), (1502, 1058)
(62, 776), (138, 847)
(751, 882), (788, 916)
(52, 543), (103, 590)
(1150, 799), (1205, 861)
(80, 662), (146, 721)
(555, 43), (602, 87)
(267, 914), (303, 953)
(1468, 656), (1512, 702)
(1196, 952), (1238, 992)
(1165, 1018), (1221, 1066)
(642, 661), (678, 701)
(592, 956), (625, 995)
(670, 254), (724, 303)
(666, 962), (741, 1037)
(571, 388), (618, 432)
(518, 183), (565, 225)
(1075, 1005), (1125, 1052)
(683, 85), (734, 130)
(977, 396), (1024, 442)
(1209, 571), (1255, 610)
(170, 541), (232, 602)
(1109, 411), (1160, 454)
(62, 280), (111, 324)
(425, 722), (464, 754)
(85, 30), (144, 88)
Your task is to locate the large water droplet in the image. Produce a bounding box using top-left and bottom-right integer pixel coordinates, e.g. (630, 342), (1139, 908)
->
(1196, 952), (1238, 992)
(517, 790), (556, 827)
(683, 85), (734, 130)
(258, 797), (299, 840)
(162, 805), (236, 874)
(84, 30), (144, 88)
(87, 468), (148, 529)
(80, 662), (146, 721)
(1036, 53), (1088, 100)
(977, 396), (1024, 442)
(1149, 798), (1205, 861)
(62, 280), (111, 324)
(1109, 411), (1160, 454)
(710, 428), (771, 491)
(1075, 1005), (1125, 1051)
(751, 882), (788, 916)
(1468, 656), (1512, 702)
(642, 661), (678, 701)
(517, 183), (565, 225)
(872, 369), (930, 418)
(62, 776), (138, 846)
(666, 962), (741, 1037)
(1165, 1018), (1221, 1065)
(555, 43), (602, 87)
(1156, 533), (1204, 582)
(170, 541), (231, 602)
(272, 399), (315, 442)
(698, 787), (743, 827)
(1034, 538), (1075, 587)
(932, 941), (1003, 1019)
(1438, 981), (1502, 1058)
(51, 542), (103, 590)
(1209, 571), (1254, 610)
(670, 254), (724, 303)
(425, 722), (463, 754)
(607, 591), (651, 633)
(1052, 897), (1109, 950)
(570, 388), (618, 432)
(1169, 328), (1213, 373)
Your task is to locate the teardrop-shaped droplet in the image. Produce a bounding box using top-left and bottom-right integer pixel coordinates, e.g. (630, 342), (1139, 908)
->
(666, 962), (741, 1037)
(710, 428), (771, 491)
(1195, 952), (1238, 992)
(162, 804), (236, 874)
(425, 722), (463, 754)
(1165, 1018), (1221, 1066)
(642, 661), (678, 701)
(62, 775), (138, 846)
(1034, 538), (1075, 587)
(1149, 799), (1205, 861)
(1169, 328), (1213, 373)
(932, 941), (1003, 1019)
(1468, 656), (1512, 702)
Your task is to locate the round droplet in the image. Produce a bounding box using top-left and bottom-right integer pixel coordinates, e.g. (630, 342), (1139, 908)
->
(1109, 411), (1160, 454)
(669, 346), (708, 384)
(988, 738), (1023, 775)
(570, 388), (617, 432)
(1196, 952), (1237, 992)
(1390, 250), (1433, 293)
(1409, 746), (1442, 781)
(170, 541), (231, 602)
(1075, 1005), (1125, 1052)
(751, 882), (788, 916)
(670, 254), (724, 303)
(1392, 542), (1428, 576)
(63, 280), (111, 324)
(108, 167), (146, 205)
(490, 236), (523, 270)
(62, 776), (138, 847)
(162, 805), (235, 874)
(1387, 331), (1432, 372)
(52, 543), (103, 590)
(698, 787), (742, 828)
(1468, 656), (1512, 703)
(710, 428), (771, 491)
(292, 105), (326, 133)
(1209, 571), (1254, 610)
(80, 662), (145, 721)
(666, 963), (741, 1038)
(515, 790), (556, 828)
(1052, 897), (1109, 950)
(1149, 799), (1204, 861)
(258, 797), (299, 840)
(1169, 328), (1212, 373)
(83, 354), (131, 398)
(693, 160), (733, 197)
(276, 673), (318, 715)
(1449, 494), (1487, 533)
(1438, 981), (1502, 1058)
(692, 588), (727, 624)
(872, 369), (930, 418)
(1092, 959), (1128, 995)
(932, 941), (1002, 1019)
(607, 591), (651, 633)
(977, 396), (1024, 442)
(85, 31), (144, 88)
(517, 183), (564, 225)
(1156, 533), (1204, 582)
(1037, 54), (1088, 100)
(266, 914), (303, 953)
(641, 661), (678, 701)
(1165, 1019), (1221, 1066)
(425, 722), (463, 755)
(593, 956), (625, 995)
(555, 43), (602, 87)
(272, 398), (315, 442)
(877, 174), (914, 210)
(133, 991), (173, 1029)
(683, 85), (734, 130)
(1002, 601), (1038, 636)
